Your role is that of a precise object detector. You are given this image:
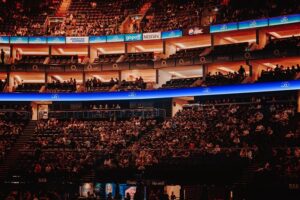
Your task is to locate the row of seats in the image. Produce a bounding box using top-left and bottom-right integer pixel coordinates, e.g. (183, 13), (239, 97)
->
(15, 83), (43, 93)
(161, 77), (201, 89)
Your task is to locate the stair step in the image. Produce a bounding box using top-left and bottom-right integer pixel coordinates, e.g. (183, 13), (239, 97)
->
(0, 120), (36, 183)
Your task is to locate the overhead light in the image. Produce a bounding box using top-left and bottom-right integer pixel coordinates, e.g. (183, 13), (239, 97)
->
(52, 75), (63, 82)
(269, 32), (300, 39)
(92, 75), (109, 81)
(14, 75), (22, 82)
(21, 80), (44, 83)
(17, 48), (48, 55)
(169, 71), (186, 78)
(97, 48), (124, 54)
(269, 32), (282, 38)
(135, 45), (162, 52)
(174, 43), (210, 49)
(262, 63), (277, 69)
(58, 48), (88, 55)
(224, 37), (239, 43)
(217, 66), (235, 73)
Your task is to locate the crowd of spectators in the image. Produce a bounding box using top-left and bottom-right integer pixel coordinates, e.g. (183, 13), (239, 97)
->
(214, 0), (300, 24)
(94, 54), (122, 64)
(203, 68), (246, 86)
(0, 0), (299, 36)
(257, 64), (300, 82)
(123, 96), (299, 176)
(141, 0), (206, 32)
(0, 0), (61, 36)
(15, 83), (43, 93)
(0, 119), (26, 163)
(264, 36), (300, 52)
(14, 56), (46, 65)
(17, 117), (157, 178)
(85, 77), (146, 92)
(46, 78), (77, 93)
(161, 77), (201, 89)
(0, 79), (7, 92)
(86, 77), (116, 92)
(46, 0), (144, 36)
(10, 94), (299, 183)
(49, 55), (78, 65)
(116, 77), (147, 91)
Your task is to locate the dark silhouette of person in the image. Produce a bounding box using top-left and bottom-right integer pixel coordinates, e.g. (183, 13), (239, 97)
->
(0, 49), (5, 65)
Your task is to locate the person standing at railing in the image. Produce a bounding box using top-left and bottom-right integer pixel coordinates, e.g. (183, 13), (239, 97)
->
(0, 49), (5, 65)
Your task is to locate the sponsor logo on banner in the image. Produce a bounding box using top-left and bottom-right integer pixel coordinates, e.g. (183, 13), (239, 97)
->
(238, 19), (268, 30)
(269, 14), (300, 26)
(125, 33), (142, 42)
(0, 36), (10, 44)
(106, 34), (125, 42)
(47, 36), (65, 44)
(143, 32), (161, 40)
(161, 30), (183, 39)
(188, 27), (204, 35)
(29, 37), (47, 44)
(89, 36), (106, 43)
(10, 37), (28, 44)
(66, 37), (89, 44)
(210, 22), (238, 33)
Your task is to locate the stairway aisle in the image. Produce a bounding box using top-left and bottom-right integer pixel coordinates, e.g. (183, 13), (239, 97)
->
(0, 120), (36, 182)
(56, 0), (72, 17)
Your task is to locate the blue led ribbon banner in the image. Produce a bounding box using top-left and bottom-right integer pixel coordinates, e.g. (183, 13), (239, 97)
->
(269, 14), (300, 26)
(210, 22), (238, 33)
(238, 19), (269, 30)
(0, 81), (299, 101)
(28, 36), (47, 44)
(0, 36), (10, 44)
(161, 29), (183, 39)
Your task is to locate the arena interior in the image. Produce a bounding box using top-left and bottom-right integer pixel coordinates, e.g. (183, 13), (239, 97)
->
(0, 0), (300, 199)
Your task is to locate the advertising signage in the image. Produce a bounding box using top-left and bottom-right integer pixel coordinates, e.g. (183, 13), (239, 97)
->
(89, 36), (107, 43)
(210, 22), (238, 33)
(10, 36), (28, 44)
(0, 36), (10, 44)
(238, 19), (269, 30)
(269, 14), (300, 26)
(124, 33), (143, 42)
(143, 32), (161, 40)
(106, 34), (125, 42)
(28, 37), (47, 44)
(47, 36), (66, 44)
(161, 29), (183, 39)
(66, 37), (89, 44)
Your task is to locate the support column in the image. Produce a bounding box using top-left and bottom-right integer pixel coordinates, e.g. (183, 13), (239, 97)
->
(163, 40), (166, 54)
(6, 72), (10, 86)
(256, 29), (259, 45)
(49, 45), (52, 56)
(87, 45), (91, 58)
(118, 70), (122, 82)
(45, 72), (48, 88)
(202, 64), (207, 80)
(83, 72), (86, 88)
(156, 69), (159, 84)
(249, 62), (253, 77)
(211, 34), (214, 49)
(257, 29), (267, 49)
(125, 43), (128, 54)
(298, 91), (300, 113)
(10, 45), (13, 60)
